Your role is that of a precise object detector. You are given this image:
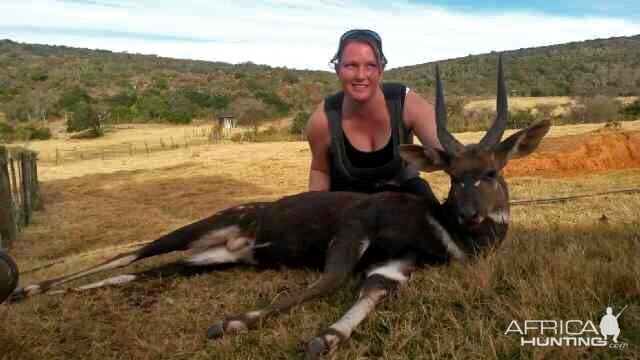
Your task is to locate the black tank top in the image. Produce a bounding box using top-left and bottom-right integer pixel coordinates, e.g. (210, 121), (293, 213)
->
(324, 83), (418, 193)
(343, 131), (394, 168)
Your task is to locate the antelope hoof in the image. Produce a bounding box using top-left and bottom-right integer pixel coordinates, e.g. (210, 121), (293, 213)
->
(304, 337), (329, 360)
(206, 322), (225, 339)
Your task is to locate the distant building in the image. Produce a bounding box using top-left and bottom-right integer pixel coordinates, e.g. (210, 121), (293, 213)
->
(217, 115), (237, 129)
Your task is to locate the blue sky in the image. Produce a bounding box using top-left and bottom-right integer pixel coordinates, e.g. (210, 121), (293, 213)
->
(1, 1), (638, 70)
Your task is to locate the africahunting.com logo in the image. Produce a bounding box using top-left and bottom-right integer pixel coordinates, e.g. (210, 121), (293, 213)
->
(505, 306), (628, 349)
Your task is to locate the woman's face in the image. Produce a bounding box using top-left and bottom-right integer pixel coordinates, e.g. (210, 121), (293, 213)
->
(336, 41), (383, 103)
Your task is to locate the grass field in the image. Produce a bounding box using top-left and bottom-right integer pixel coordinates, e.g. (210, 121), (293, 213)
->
(465, 96), (638, 114)
(1, 120), (639, 359)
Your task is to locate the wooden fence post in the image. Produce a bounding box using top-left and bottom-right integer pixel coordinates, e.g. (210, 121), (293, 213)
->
(8, 159), (17, 203)
(30, 153), (42, 211)
(20, 152), (32, 226)
(0, 147), (17, 248)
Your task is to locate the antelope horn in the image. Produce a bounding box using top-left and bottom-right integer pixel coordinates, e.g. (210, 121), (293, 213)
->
(434, 65), (464, 154)
(479, 55), (508, 148)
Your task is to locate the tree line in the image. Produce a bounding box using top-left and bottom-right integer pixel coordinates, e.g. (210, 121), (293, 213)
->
(0, 34), (639, 141)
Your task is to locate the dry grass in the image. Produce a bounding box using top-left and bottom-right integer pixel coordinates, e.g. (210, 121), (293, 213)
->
(1, 122), (639, 359)
(465, 96), (638, 114)
(15, 119), (640, 182)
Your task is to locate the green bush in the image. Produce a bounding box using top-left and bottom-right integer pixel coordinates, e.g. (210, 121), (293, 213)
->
(165, 93), (197, 124)
(16, 124), (52, 140)
(622, 99), (640, 118)
(28, 125), (51, 140)
(66, 102), (98, 132)
(30, 70), (48, 82)
(568, 96), (621, 123)
(137, 91), (169, 120)
(0, 122), (15, 141)
(57, 87), (92, 111)
(3, 95), (31, 122)
(253, 89), (290, 116)
(508, 109), (537, 128)
(290, 111), (310, 134)
(0, 122), (52, 141)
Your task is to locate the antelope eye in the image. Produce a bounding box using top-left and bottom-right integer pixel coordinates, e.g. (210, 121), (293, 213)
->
(485, 170), (497, 180)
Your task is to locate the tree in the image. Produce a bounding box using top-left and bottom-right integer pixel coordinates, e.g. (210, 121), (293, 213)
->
(66, 102), (108, 136)
(290, 111), (310, 135)
(229, 97), (269, 136)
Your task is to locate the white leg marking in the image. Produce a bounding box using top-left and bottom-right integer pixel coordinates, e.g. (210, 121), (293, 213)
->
(190, 226), (242, 249)
(425, 215), (465, 259)
(246, 310), (264, 318)
(76, 274), (137, 291)
(488, 208), (510, 224)
(330, 288), (387, 338)
(185, 246), (253, 266)
(366, 260), (411, 282)
(226, 320), (248, 332)
(226, 236), (250, 251)
(50, 254), (139, 287)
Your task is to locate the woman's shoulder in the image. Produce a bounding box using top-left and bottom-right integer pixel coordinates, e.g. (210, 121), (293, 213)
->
(306, 101), (331, 143)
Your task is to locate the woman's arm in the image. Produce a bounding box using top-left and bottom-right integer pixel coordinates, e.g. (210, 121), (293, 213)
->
(306, 102), (332, 191)
(403, 91), (442, 150)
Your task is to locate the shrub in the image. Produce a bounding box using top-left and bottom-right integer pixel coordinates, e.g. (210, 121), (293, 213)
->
(622, 98), (640, 118)
(3, 96), (31, 122)
(0, 122), (52, 142)
(253, 89), (290, 116)
(290, 111), (310, 134)
(137, 91), (169, 120)
(30, 70), (48, 82)
(66, 102), (106, 135)
(165, 93), (197, 124)
(229, 97), (269, 135)
(25, 125), (51, 140)
(508, 109), (537, 128)
(569, 96), (621, 123)
(282, 71), (299, 84)
(57, 87), (92, 111)
(0, 122), (15, 141)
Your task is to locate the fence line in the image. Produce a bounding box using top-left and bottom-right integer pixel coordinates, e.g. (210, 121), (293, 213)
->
(0, 146), (41, 248)
(41, 126), (229, 166)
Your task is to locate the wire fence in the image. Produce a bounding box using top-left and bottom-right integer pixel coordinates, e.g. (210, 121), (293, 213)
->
(0, 146), (42, 248)
(40, 126), (228, 166)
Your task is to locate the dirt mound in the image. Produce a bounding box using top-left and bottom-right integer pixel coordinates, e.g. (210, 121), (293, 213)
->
(504, 129), (640, 177)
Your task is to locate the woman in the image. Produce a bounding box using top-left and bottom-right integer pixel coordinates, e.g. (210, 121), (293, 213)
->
(306, 29), (441, 205)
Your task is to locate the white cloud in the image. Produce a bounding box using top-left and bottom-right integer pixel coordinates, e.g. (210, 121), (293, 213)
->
(0, 0), (638, 70)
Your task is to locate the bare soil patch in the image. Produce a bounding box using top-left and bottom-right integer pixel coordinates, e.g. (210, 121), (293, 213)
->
(505, 129), (640, 177)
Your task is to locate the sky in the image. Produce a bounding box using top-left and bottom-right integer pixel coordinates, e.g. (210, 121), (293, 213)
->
(0, 0), (639, 71)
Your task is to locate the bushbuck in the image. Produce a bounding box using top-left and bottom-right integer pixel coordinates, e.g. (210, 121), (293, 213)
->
(8, 57), (550, 359)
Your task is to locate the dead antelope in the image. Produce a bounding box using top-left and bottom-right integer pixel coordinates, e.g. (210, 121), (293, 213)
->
(8, 57), (550, 359)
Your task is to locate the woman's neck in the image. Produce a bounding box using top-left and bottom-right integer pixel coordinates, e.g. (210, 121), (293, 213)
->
(342, 87), (386, 120)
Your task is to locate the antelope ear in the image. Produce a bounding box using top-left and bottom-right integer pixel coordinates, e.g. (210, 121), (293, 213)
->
(399, 144), (451, 172)
(495, 120), (551, 167)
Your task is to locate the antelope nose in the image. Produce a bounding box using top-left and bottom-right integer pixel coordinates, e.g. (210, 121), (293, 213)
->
(458, 207), (479, 224)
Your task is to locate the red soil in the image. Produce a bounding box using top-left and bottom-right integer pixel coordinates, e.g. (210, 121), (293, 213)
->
(504, 129), (640, 177)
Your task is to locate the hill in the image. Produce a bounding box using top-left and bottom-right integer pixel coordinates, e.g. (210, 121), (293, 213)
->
(0, 34), (639, 134)
(386, 35), (640, 97)
(0, 39), (336, 125)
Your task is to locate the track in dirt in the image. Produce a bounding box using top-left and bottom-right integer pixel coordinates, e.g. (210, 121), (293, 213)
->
(504, 129), (640, 177)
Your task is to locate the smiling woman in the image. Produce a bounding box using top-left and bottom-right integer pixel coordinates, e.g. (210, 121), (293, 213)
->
(305, 29), (441, 204)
